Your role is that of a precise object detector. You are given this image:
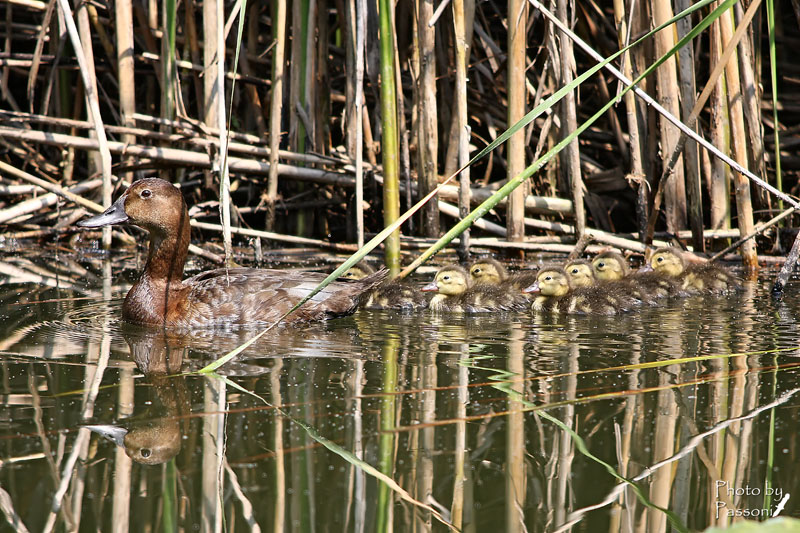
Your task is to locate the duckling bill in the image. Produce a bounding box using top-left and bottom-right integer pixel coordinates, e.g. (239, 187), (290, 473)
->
(524, 266), (635, 315)
(423, 265), (528, 313)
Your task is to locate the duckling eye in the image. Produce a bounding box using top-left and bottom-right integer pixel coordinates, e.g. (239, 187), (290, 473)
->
(656, 256), (664, 263)
(545, 276), (552, 281)
(140, 189), (152, 199)
(571, 268), (578, 274)
(597, 262), (605, 268)
(473, 268), (481, 274)
(443, 275), (450, 281)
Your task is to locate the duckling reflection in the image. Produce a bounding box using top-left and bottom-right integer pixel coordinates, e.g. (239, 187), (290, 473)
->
(86, 328), (190, 465)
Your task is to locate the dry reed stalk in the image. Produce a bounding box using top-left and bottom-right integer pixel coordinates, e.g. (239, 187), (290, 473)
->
(719, 5), (758, 278)
(710, 19), (731, 236)
(675, 0), (704, 252)
(355, 0), (366, 248)
(734, 2), (768, 213)
(114, 0), (135, 183)
(417, 0), (439, 238)
(267, 0), (287, 231)
(506, 0), (527, 246)
(557, 0), (584, 240)
(505, 330), (526, 532)
(612, 0), (647, 243)
(454, 0), (471, 260)
(652, 0), (687, 233)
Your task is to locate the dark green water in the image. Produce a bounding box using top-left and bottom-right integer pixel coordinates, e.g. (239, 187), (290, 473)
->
(1, 252), (800, 532)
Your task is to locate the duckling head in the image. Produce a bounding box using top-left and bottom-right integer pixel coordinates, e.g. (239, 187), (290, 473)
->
(523, 267), (571, 297)
(647, 248), (685, 278)
(564, 260), (596, 288)
(341, 263), (375, 280)
(469, 258), (508, 285)
(592, 251), (629, 281)
(421, 265), (471, 296)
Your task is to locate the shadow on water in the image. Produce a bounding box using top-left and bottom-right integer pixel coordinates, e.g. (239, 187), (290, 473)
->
(2, 253), (800, 531)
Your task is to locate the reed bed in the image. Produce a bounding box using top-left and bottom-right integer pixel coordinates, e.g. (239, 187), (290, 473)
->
(0, 0), (796, 279)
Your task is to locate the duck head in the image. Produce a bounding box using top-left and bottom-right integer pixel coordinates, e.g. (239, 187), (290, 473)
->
(523, 267), (570, 296)
(592, 251), (629, 281)
(469, 258), (507, 285)
(564, 260), (595, 288)
(422, 265), (471, 296)
(645, 248), (685, 277)
(78, 178), (189, 238)
(341, 263), (375, 280)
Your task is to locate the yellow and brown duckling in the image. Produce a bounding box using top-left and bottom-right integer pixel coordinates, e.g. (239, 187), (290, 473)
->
(563, 259), (642, 308)
(523, 266), (635, 315)
(643, 247), (741, 295)
(468, 257), (539, 290)
(342, 262), (429, 311)
(591, 250), (680, 302)
(422, 265), (528, 313)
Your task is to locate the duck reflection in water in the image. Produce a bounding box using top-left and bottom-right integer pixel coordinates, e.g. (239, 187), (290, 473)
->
(86, 327), (190, 465)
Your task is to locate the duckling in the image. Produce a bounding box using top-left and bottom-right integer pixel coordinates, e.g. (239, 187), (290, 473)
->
(564, 259), (642, 308)
(468, 258), (539, 290)
(422, 265), (528, 313)
(591, 250), (680, 302)
(644, 247), (741, 295)
(523, 266), (634, 315)
(342, 262), (429, 311)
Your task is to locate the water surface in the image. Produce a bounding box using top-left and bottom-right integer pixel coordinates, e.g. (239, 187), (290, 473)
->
(1, 251), (799, 532)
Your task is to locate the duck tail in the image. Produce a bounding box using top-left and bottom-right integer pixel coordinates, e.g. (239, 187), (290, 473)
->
(359, 267), (390, 291)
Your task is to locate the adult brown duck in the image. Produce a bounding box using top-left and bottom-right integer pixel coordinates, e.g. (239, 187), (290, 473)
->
(77, 178), (387, 329)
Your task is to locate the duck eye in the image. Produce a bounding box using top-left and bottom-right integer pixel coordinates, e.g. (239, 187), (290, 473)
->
(598, 262), (605, 268)
(571, 268), (578, 274)
(545, 276), (552, 281)
(473, 268), (481, 274)
(656, 256), (664, 263)
(443, 275), (450, 281)
(140, 189), (152, 199)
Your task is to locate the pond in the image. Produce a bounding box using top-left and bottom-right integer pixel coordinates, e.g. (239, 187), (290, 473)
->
(1, 247), (799, 532)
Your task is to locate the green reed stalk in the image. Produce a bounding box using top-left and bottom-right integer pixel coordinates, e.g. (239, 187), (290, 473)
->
(161, 0), (176, 122)
(163, 460), (178, 532)
(767, 0), (782, 213)
(378, 0), (401, 275)
(376, 337), (398, 531)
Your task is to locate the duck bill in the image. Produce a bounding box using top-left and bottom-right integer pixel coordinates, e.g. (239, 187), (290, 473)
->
(84, 424), (128, 447)
(420, 280), (439, 292)
(639, 264), (654, 274)
(77, 193), (129, 228)
(523, 281), (540, 294)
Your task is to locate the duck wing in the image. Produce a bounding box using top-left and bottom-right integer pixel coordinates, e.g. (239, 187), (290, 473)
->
(179, 267), (388, 327)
